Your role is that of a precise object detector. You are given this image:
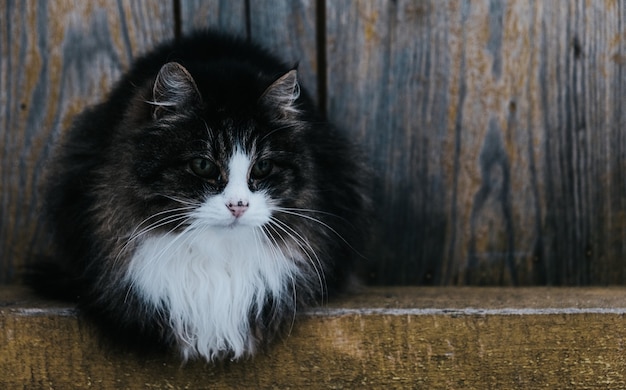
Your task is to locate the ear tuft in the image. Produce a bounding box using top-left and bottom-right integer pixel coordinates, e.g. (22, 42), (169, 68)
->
(259, 70), (300, 118)
(151, 62), (202, 119)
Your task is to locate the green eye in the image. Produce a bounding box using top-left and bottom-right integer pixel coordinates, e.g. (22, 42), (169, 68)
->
(251, 159), (273, 179)
(189, 158), (218, 179)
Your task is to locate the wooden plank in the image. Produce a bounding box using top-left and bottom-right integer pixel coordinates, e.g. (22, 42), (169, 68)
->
(179, 0), (247, 37)
(325, 0), (626, 285)
(2, 286), (626, 388)
(326, 0), (451, 285)
(536, 2), (626, 285)
(0, 1), (174, 283)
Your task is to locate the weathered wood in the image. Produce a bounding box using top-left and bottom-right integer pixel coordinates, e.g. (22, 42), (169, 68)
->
(2, 1), (625, 286)
(326, 0), (451, 285)
(3, 286), (626, 388)
(180, 0), (247, 37)
(248, 0), (319, 103)
(325, 0), (626, 285)
(0, 1), (174, 283)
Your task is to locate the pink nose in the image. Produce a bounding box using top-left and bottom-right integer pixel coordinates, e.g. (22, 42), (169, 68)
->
(227, 200), (249, 218)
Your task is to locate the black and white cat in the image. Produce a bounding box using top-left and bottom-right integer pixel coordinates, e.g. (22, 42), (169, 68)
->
(35, 31), (369, 361)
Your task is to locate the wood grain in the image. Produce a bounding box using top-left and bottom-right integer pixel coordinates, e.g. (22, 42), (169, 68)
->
(326, 0), (451, 285)
(3, 286), (626, 388)
(0, 1), (174, 283)
(180, 0), (247, 37)
(248, 0), (319, 103)
(325, 0), (626, 285)
(181, 0), (320, 105)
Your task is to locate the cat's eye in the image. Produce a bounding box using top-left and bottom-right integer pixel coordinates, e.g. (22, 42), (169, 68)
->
(251, 159), (273, 179)
(189, 158), (218, 179)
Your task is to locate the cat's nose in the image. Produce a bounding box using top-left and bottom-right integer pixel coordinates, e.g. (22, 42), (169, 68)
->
(227, 200), (249, 218)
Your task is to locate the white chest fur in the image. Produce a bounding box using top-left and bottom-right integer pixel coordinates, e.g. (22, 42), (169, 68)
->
(125, 226), (299, 360)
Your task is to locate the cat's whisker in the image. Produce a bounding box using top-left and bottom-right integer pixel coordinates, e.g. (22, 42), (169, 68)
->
(274, 206), (346, 221)
(252, 227), (283, 324)
(123, 216), (196, 301)
(258, 225), (297, 301)
(273, 208), (346, 241)
(273, 207), (364, 258)
(157, 194), (203, 207)
(147, 220), (199, 271)
(124, 218), (194, 293)
(201, 119), (211, 142)
(115, 210), (193, 268)
(259, 123), (298, 142)
(255, 226), (296, 339)
(128, 207), (196, 239)
(266, 217), (327, 303)
(125, 224), (200, 311)
(271, 222), (327, 308)
(259, 225), (299, 337)
(256, 226), (283, 278)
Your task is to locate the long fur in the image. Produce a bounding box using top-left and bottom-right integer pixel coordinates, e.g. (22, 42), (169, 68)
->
(32, 30), (369, 361)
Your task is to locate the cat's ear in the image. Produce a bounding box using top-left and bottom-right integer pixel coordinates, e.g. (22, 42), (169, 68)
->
(151, 62), (202, 119)
(259, 70), (300, 118)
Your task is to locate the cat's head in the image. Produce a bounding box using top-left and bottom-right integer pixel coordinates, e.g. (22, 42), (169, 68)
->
(112, 61), (315, 236)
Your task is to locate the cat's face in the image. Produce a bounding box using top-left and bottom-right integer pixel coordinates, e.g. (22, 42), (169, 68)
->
(118, 63), (310, 238)
(192, 148), (273, 229)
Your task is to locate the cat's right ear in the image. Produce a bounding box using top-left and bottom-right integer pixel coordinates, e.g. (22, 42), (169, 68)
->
(151, 62), (202, 120)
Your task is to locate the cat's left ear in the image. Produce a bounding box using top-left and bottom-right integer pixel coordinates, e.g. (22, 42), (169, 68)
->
(151, 62), (202, 119)
(259, 70), (300, 118)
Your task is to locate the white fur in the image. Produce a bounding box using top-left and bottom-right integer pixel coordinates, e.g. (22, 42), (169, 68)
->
(125, 150), (301, 360)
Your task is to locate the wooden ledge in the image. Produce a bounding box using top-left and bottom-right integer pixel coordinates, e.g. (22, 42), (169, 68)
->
(2, 287), (626, 389)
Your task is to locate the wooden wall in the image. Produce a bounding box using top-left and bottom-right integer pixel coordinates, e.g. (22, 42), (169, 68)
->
(1, 0), (624, 286)
(0, 0), (175, 283)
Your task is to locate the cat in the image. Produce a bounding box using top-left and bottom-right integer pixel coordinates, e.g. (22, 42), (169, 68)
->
(32, 30), (369, 362)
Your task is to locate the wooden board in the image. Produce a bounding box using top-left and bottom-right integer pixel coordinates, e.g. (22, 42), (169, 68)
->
(180, 0), (247, 37)
(0, 1), (174, 283)
(2, 286), (626, 388)
(325, 0), (626, 285)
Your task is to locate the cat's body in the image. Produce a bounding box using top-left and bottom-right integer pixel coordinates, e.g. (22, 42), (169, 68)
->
(35, 31), (368, 361)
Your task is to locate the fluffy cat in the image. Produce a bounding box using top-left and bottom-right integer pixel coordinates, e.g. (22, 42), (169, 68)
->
(33, 30), (368, 361)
